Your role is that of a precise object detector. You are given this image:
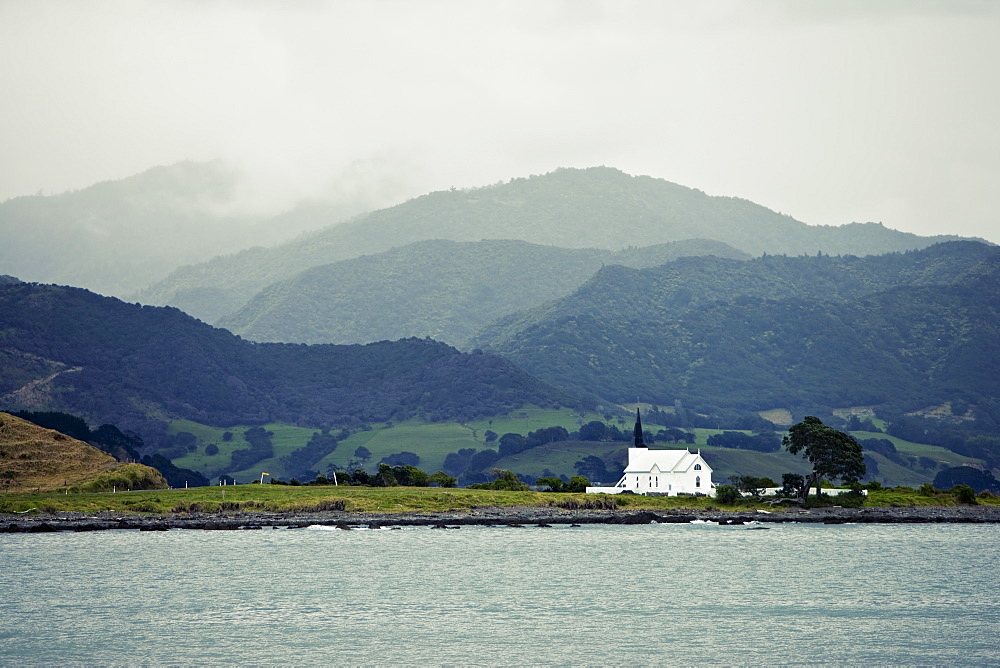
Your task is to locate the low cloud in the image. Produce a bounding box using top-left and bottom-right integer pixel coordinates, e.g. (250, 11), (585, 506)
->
(1, 0), (997, 242)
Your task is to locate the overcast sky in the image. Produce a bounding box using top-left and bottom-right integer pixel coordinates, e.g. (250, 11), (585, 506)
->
(2, 0), (998, 242)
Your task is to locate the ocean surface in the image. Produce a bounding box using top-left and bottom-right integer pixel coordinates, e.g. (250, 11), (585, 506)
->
(2, 521), (999, 666)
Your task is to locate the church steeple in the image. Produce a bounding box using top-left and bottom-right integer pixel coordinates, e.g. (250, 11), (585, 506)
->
(633, 408), (647, 448)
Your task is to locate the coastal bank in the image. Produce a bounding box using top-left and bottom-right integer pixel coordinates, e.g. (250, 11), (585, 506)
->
(4, 503), (1000, 533)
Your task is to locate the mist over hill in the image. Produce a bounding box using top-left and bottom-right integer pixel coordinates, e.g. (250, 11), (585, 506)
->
(136, 166), (965, 323)
(0, 161), (376, 298)
(0, 282), (573, 449)
(470, 241), (1000, 421)
(220, 238), (749, 346)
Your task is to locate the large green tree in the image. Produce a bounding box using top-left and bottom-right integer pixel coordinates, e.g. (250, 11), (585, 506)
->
(783, 416), (865, 500)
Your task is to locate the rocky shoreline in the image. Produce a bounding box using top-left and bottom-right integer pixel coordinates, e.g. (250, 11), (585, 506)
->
(4, 503), (1000, 533)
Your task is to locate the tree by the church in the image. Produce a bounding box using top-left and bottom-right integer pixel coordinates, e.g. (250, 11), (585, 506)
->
(783, 416), (865, 501)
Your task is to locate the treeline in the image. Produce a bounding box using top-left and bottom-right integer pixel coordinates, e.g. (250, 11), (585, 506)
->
(885, 413), (1000, 469)
(270, 463), (456, 489)
(279, 430), (339, 480)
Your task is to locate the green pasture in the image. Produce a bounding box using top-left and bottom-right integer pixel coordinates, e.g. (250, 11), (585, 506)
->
(0, 485), (699, 515)
(850, 430), (975, 465)
(166, 407), (614, 483)
(494, 442), (625, 482)
(171, 421), (320, 482)
(317, 420), (481, 475)
(163, 412), (973, 488)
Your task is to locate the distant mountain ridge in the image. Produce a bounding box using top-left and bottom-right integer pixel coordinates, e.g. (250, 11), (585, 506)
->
(0, 161), (375, 298)
(0, 282), (573, 449)
(135, 166), (966, 323)
(469, 241), (1000, 420)
(220, 238), (749, 346)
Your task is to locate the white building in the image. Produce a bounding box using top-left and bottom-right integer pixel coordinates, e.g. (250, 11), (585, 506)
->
(586, 409), (715, 497)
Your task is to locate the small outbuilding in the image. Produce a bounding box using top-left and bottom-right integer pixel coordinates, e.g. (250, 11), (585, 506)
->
(586, 409), (715, 497)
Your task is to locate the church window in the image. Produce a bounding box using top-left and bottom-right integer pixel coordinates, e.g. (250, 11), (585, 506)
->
(696, 476), (701, 488)
(694, 464), (702, 470)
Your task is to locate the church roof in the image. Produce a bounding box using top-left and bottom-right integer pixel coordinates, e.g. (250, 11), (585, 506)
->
(632, 408), (646, 448)
(623, 448), (711, 474)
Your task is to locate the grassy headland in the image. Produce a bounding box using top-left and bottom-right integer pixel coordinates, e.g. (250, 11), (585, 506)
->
(1, 484), (996, 517)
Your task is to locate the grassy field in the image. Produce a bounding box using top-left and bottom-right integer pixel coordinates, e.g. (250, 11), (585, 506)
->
(0, 485), (695, 515)
(162, 410), (979, 489)
(1, 484), (995, 517)
(168, 407), (611, 483)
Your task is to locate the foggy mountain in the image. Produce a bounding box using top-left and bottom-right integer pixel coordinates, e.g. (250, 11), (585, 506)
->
(0, 161), (375, 297)
(219, 238), (749, 346)
(136, 166), (966, 324)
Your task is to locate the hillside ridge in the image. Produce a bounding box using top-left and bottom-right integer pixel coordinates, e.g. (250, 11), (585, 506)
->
(135, 166), (965, 323)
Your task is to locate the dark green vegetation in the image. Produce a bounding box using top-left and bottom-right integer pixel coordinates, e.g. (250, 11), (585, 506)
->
(471, 241), (1000, 421)
(783, 417), (866, 500)
(220, 238), (748, 346)
(137, 166), (963, 323)
(933, 466), (1000, 494)
(0, 282), (571, 450)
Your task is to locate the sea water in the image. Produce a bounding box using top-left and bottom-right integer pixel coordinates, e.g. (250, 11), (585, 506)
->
(1, 522), (998, 666)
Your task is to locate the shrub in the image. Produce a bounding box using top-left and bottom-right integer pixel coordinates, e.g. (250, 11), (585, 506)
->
(76, 463), (168, 492)
(428, 471), (457, 488)
(466, 469), (530, 491)
(565, 475), (590, 493)
(714, 484), (741, 505)
(952, 484), (978, 505)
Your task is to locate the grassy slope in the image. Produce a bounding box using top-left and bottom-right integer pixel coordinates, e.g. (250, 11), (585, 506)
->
(165, 411), (973, 489)
(0, 412), (166, 491)
(171, 408), (610, 482)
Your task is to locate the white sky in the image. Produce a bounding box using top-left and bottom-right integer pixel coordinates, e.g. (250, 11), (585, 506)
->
(1, 0), (998, 242)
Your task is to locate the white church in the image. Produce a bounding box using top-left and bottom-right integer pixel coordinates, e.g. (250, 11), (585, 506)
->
(586, 409), (716, 497)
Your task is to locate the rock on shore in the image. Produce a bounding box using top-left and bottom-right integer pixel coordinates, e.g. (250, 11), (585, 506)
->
(3, 504), (1000, 533)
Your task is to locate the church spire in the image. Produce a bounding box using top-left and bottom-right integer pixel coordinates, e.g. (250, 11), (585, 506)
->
(633, 408), (647, 448)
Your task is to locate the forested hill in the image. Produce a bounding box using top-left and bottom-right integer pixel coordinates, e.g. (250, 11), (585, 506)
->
(0, 282), (572, 442)
(220, 238), (749, 346)
(470, 241), (1000, 421)
(135, 167), (964, 324)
